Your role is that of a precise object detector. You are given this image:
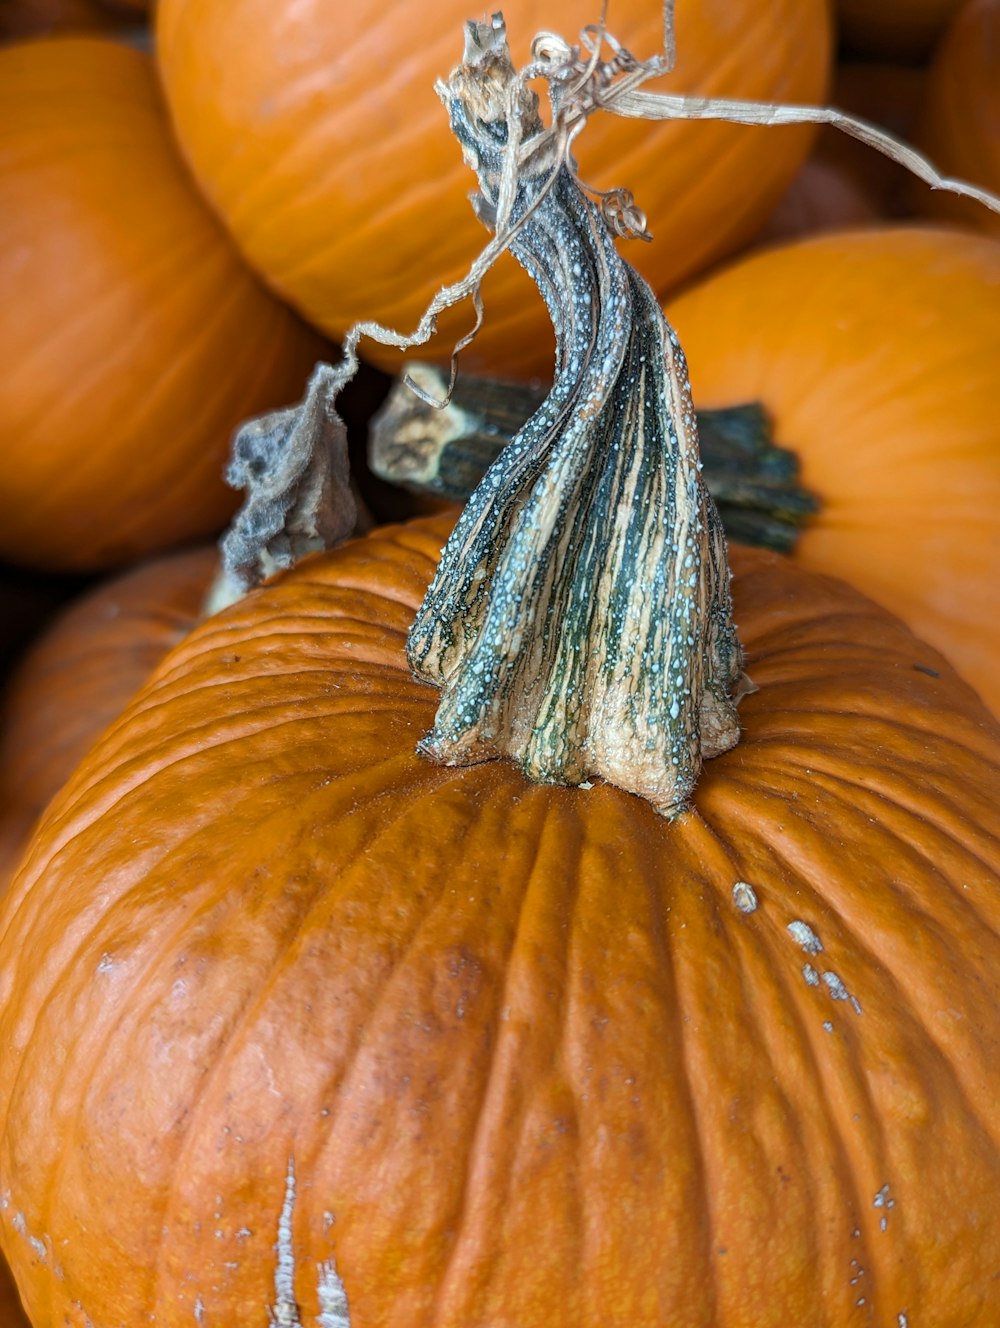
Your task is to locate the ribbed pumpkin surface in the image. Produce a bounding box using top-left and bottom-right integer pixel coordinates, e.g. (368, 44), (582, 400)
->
(1, 515), (999, 1326)
(0, 545), (216, 891)
(0, 38), (324, 572)
(155, 0), (831, 378)
(668, 227), (1000, 713)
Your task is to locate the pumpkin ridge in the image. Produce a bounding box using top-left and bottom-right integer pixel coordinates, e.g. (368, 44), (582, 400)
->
(749, 747), (1000, 871)
(87, 244), (267, 433)
(5, 222), (220, 450)
(137, 767), (452, 1314)
(98, 277), (302, 546)
(428, 795), (587, 1324)
(643, 816), (725, 1323)
(704, 771), (1000, 1154)
(656, 813), (860, 1319)
(38, 755), (450, 1315)
(710, 897), (870, 1317)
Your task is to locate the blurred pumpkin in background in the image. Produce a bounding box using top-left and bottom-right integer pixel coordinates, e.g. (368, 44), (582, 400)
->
(155, 0), (832, 378)
(0, 37), (326, 573)
(0, 545), (216, 892)
(912, 0), (1000, 235)
(669, 226), (1000, 713)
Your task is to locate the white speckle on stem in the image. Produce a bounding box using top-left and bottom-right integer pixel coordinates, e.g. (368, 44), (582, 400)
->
(731, 881), (758, 913)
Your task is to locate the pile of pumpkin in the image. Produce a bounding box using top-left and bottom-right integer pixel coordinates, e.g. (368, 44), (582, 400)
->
(1, 0), (999, 1323)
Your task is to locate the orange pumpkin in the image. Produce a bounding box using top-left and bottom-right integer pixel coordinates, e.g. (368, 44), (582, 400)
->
(0, 37), (326, 573)
(1, 513), (1000, 1325)
(668, 226), (1000, 712)
(0, 545), (215, 891)
(911, 0), (1000, 237)
(155, 0), (831, 378)
(836, 0), (966, 59)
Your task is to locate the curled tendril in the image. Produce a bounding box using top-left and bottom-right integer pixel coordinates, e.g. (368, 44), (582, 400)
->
(597, 187), (652, 241)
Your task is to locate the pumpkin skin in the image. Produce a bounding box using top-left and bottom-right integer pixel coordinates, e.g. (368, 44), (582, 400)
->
(667, 226), (1000, 713)
(2, 514), (1000, 1326)
(0, 38), (325, 573)
(155, 0), (831, 378)
(836, 0), (966, 59)
(911, 0), (1000, 238)
(0, 545), (215, 891)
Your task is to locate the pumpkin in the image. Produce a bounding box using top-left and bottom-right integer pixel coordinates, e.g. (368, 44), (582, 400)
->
(911, 0), (1000, 237)
(667, 226), (1000, 713)
(154, 0), (831, 378)
(0, 37), (326, 573)
(1, 512), (999, 1325)
(836, 0), (966, 59)
(0, 545), (215, 891)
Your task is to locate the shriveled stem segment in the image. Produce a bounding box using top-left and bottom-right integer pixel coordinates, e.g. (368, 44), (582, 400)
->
(370, 368), (819, 553)
(407, 16), (749, 816)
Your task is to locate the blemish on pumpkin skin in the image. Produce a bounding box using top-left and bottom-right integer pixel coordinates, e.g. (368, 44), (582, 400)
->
(731, 881), (758, 913)
(873, 1183), (896, 1231)
(787, 920), (823, 953)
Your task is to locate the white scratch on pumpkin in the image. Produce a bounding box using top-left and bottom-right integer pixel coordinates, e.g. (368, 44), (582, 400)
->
(787, 920), (823, 954)
(821, 971), (862, 1014)
(802, 963), (820, 987)
(731, 881), (758, 914)
(898, 1314), (909, 1327)
(269, 1159), (302, 1327)
(317, 1256), (352, 1327)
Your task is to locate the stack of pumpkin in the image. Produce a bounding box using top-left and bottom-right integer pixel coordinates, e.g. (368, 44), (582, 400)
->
(0, 0), (998, 1323)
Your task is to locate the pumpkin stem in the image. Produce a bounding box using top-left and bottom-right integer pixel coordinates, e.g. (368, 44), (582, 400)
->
(369, 366), (819, 554)
(405, 15), (750, 816)
(203, 363), (358, 615)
